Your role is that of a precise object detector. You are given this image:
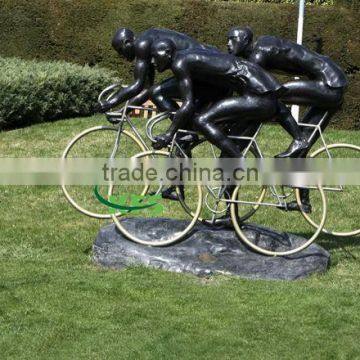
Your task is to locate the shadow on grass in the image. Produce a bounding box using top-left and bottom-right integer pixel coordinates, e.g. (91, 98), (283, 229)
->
(293, 231), (360, 259)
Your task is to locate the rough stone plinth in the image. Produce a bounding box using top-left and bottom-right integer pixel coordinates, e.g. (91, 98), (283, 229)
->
(93, 218), (330, 280)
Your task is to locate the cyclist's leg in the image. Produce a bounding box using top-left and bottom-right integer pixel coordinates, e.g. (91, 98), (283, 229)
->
(150, 79), (218, 200)
(275, 102), (308, 158)
(148, 78), (181, 200)
(192, 93), (278, 158)
(281, 81), (343, 211)
(150, 80), (225, 201)
(299, 107), (338, 157)
(292, 107), (337, 211)
(284, 107), (327, 211)
(281, 80), (344, 106)
(281, 80), (344, 157)
(151, 77), (202, 149)
(279, 80), (344, 158)
(221, 119), (259, 153)
(208, 120), (259, 227)
(175, 83), (231, 157)
(282, 80), (343, 140)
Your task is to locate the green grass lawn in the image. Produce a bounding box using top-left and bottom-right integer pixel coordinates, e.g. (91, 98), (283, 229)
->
(0, 115), (359, 359)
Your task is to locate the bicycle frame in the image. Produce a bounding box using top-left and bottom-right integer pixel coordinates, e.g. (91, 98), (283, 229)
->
(145, 110), (339, 212)
(105, 102), (158, 159)
(98, 83), (159, 158)
(101, 81), (345, 214)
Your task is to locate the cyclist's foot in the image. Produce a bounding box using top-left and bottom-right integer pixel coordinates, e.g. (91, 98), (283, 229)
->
(285, 200), (312, 214)
(211, 215), (233, 229)
(177, 133), (199, 144)
(162, 186), (181, 201)
(148, 186), (181, 201)
(275, 138), (308, 158)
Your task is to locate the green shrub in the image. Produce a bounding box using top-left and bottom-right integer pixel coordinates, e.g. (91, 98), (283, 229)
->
(0, 57), (116, 130)
(0, 0), (358, 129)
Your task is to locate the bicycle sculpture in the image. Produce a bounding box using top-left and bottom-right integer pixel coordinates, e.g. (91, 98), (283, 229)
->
(62, 27), (359, 256)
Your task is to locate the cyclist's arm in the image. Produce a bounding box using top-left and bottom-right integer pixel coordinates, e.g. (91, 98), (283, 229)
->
(147, 64), (155, 87)
(127, 89), (151, 108)
(166, 62), (194, 137)
(101, 59), (149, 112)
(126, 64), (155, 108)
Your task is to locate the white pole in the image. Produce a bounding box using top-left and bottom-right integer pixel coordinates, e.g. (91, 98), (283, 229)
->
(291, 0), (306, 121)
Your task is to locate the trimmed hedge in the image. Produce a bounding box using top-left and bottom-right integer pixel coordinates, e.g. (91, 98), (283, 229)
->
(0, 0), (359, 129)
(0, 57), (116, 130)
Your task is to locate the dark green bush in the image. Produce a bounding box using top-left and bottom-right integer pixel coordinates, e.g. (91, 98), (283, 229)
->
(0, 57), (116, 129)
(0, 0), (358, 129)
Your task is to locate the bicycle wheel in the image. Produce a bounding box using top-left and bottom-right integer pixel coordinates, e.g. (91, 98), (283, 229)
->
(109, 150), (203, 246)
(177, 140), (265, 226)
(230, 185), (327, 256)
(298, 143), (360, 237)
(61, 125), (147, 219)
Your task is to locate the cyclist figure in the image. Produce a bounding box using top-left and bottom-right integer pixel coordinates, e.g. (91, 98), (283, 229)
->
(99, 27), (230, 200)
(150, 39), (308, 159)
(98, 27), (221, 113)
(227, 26), (347, 211)
(227, 26), (348, 156)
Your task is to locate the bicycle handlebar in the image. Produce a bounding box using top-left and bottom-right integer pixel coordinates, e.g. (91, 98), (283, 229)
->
(99, 83), (161, 124)
(98, 82), (126, 105)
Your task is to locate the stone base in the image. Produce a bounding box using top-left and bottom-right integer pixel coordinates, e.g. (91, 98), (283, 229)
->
(93, 218), (330, 280)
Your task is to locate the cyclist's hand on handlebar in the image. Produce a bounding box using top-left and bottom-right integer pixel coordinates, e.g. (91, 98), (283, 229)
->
(153, 133), (172, 150)
(93, 103), (105, 113)
(105, 114), (122, 124)
(94, 101), (111, 114)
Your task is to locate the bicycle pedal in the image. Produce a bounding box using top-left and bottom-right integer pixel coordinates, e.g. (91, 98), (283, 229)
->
(281, 201), (312, 214)
(212, 217), (234, 229)
(161, 192), (180, 201)
(161, 187), (182, 201)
